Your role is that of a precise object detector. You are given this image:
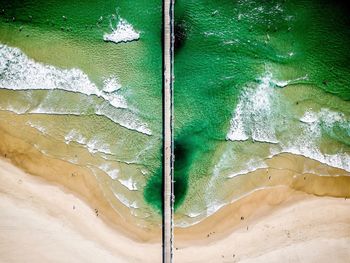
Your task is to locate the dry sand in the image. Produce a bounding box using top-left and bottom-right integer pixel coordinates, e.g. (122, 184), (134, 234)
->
(1, 157), (350, 262)
(1, 118), (350, 262)
(175, 187), (350, 262)
(0, 120), (161, 242)
(0, 158), (162, 263)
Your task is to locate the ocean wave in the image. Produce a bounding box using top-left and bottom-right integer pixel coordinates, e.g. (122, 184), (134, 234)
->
(26, 104), (151, 135)
(64, 129), (113, 155)
(118, 178), (138, 191)
(299, 111), (318, 123)
(113, 191), (140, 209)
(95, 107), (151, 135)
(227, 160), (268, 178)
(98, 163), (119, 180)
(0, 44), (151, 135)
(103, 19), (140, 44)
(102, 77), (121, 93)
(26, 120), (49, 135)
(227, 71), (350, 172)
(25, 120), (117, 157)
(227, 72), (281, 144)
(0, 44), (126, 109)
(185, 211), (203, 218)
(282, 108), (350, 171)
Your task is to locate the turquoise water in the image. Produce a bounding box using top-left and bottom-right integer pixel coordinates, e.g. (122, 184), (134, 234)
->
(0, 0), (163, 224)
(1, 0), (350, 227)
(173, 0), (350, 223)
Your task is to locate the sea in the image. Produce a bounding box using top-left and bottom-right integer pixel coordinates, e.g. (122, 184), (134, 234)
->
(0, 0), (349, 228)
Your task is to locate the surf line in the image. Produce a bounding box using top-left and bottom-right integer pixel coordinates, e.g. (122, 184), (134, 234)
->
(162, 0), (175, 262)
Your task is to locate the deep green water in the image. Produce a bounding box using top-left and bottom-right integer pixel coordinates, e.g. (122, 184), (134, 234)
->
(0, 0), (162, 128)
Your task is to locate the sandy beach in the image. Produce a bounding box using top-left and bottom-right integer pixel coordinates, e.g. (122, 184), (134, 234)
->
(0, 115), (162, 242)
(1, 0), (350, 261)
(0, 157), (162, 263)
(175, 187), (350, 262)
(1, 153), (350, 262)
(1, 111), (350, 263)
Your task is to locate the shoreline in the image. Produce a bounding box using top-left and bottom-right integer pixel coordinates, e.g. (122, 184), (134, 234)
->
(174, 188), (350, 262)
(0, 120), (162, 243)
(0, 117), (350, 261)
(0, 157), (162, 263)
(1, 157), (349, 262)
(174, 151), (350, 228)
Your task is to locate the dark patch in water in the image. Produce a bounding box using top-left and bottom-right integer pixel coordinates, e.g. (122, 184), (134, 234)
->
(174, 19), (187, 52)
(143, 138), (191, 212)
(143, 167), (163, 213)
(173, 138), (191, 210)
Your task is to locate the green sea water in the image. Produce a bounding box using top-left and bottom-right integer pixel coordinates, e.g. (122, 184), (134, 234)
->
(171, 0), (350, 223)
(0, 0), (163, 225)
(1, 0), (350, 227)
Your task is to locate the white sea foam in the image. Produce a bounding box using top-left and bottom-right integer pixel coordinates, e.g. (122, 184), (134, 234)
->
(206, 187), (270, 219)
(64, 129), (113, 155)
(94, 108), (152, 135)
(227, 160), (268, 178)
(227, 71), (350, 172)
(186, 211), (203, 218)
(283, 147), (350, 172)
(118, 178), (138, 191)
(26, 120), (48, 135)
(0, 44), (126, 109)
(86, 138), (112, 155)
(206, 202), (225, 215)
(2, 104), (30, 114)
(26, 122), (97, 160)
(99, 163), (119, 180)
(0, 44), (151, 135)
(175, 186), (284, 228)
(300, 110), (318, 123)
(226, 103), (249, 141)
(174, 202), (224, 228)
(3, 104), (152, 136)
(106, 169), (119, 180)
(65, 129), (87, 145)
(113, 192), (139, 209)
(227, 73), (280, 144)
(102, 77), (121, 93)
(175, 201), (225, 227)
(283, 109), (350, 171)
(103, 19), (140, 44)
(141, 169), (148, 176)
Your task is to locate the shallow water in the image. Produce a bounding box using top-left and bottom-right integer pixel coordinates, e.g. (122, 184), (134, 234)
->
(0, 0), (163, 225)
(173, 0), (350, 225)
(0, 0), (349, 228)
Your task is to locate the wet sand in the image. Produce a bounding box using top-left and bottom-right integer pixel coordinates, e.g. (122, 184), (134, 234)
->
(175, 186), (350, 262)
(174, 154), (350, 262)
(0, 157), (162, 263)
(0, 120), (350, 262)
(0, 113), (162, 242)
(1, 157), (349, 263)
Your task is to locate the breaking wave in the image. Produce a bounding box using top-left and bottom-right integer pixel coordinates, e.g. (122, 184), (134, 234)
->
(0, 44), (151, 135)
